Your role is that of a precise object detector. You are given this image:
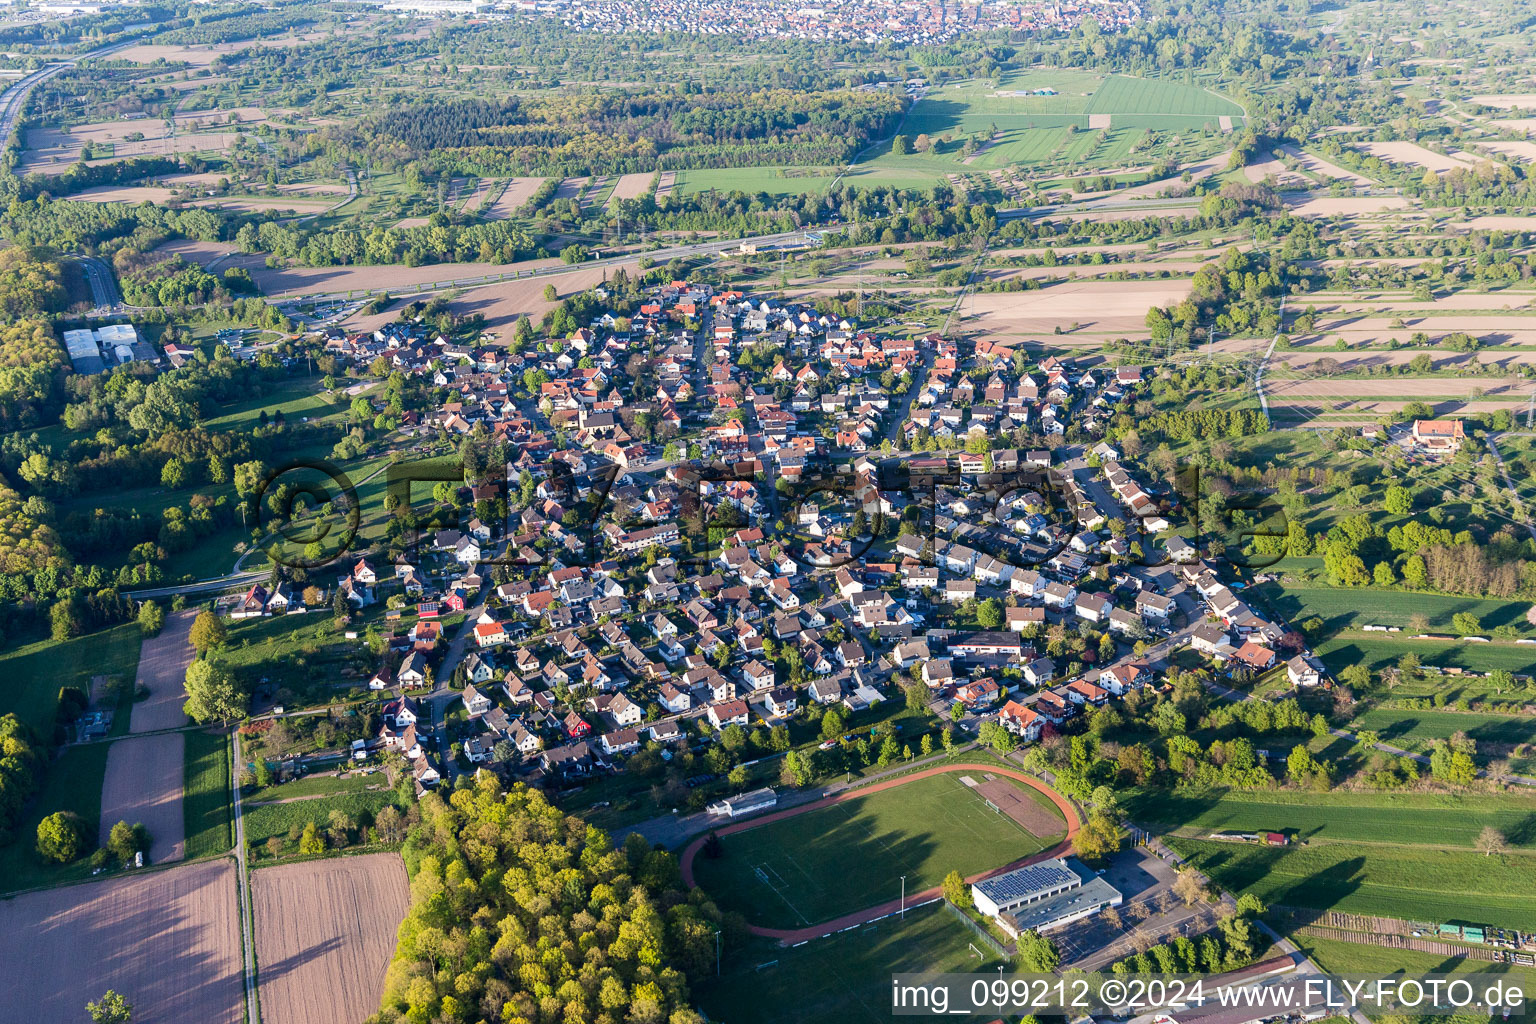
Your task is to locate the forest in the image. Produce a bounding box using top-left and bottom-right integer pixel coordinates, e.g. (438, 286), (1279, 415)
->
(372, 774), (727, 1024)
(366, 86), (905, 178)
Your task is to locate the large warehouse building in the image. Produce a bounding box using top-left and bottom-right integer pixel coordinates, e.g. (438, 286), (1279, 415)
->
(972, 857), (1123, 937)
(62, 323), (155, 375)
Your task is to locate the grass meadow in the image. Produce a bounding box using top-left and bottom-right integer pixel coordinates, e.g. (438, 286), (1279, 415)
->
(1125, 788), (1536, 849)
(691, 772), (1065, 928)
(0, 742), (111, 894)
(243, 789), (405, 857)
(0, 623), (142, 736)
(1167, 836), (1536, 930)
(184, 728), (233, 860)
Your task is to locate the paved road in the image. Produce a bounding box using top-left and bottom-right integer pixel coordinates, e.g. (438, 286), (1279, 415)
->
(73, 254), (124, 314)
(127, 570), (267, 600)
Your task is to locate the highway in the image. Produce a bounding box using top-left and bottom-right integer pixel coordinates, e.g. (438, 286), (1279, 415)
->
(74, 254), (123, 313)
(0, 39), (139, 149)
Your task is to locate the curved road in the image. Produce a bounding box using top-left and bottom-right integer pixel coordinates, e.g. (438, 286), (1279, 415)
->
(0, 39), (140, 148)
(679, 762), (1080, 944)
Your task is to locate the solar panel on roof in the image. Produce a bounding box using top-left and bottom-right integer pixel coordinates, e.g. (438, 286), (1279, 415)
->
(976, 860), (1077, 901)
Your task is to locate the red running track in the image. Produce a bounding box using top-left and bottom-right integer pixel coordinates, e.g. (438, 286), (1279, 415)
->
(679, 762), (1082, 943)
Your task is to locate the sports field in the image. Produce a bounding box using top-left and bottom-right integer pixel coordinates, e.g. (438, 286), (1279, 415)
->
(694, 904), (1001, 1024)
(1166, 837), (1536, 930)
(691, 772), (1065, 929)
(676, 70), (1241, 195)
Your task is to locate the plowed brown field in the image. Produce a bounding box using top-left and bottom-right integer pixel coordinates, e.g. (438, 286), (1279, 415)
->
(252, 853), (411, 1024)
(0, 860), (243, 1024)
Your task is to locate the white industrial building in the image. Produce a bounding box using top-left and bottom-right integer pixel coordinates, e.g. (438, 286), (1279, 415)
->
(61, 324), (155, 375)
(706, 787), (777, 819)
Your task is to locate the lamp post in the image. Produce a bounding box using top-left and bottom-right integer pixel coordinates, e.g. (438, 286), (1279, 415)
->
(901, 875), (907, 920)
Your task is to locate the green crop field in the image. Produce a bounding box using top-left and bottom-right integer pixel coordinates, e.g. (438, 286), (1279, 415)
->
(1084, 74), (1242, 117)
(1252, 582), (1532, 636)
(674, 166), (844, 196)
(694, 904), (1002, 1024)
(184, 729), (233, 860)
(692, 772), (1065, 929)
(1126, 788), (1536, 849)
(0, 623), (141, 737)
(1347, 706), (1536, 751)
(1166, 837), (1536, 930)
(1313, 634), (1536, 677)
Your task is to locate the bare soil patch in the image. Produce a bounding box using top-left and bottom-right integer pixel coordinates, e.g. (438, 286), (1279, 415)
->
(1267, 377), (1535, 399)
(1356, 141), (1477, 171)
(553, 176), (589, 201)
(974, 779), (1061, 837)
(155, 238), (242, 269)
(483, 176), (547, 218)
(73, 185), (177, 204)
(253, 853), (410, 1024)
(1087, 114), (1112, 130)
(1471, 140), (1536, 161)
(1304, 292), (1536, 313)
(609, 172), (654, 202)
(253, 255), (562, 298)
(19, 118), (240, 174)
(1472, 95), (1536, 110)
(1276, 144), (1374, 184)
(0, 859), (243, 1024)
(1283, 195), (1410, 217)
(1452, 215), (1536, 231)
(446, 262), (641, 330)
(968, 279), (1192, 335)
(110, 43), (228, 66)
(1245, 152), (1308, 186)
(132, 609), (193, 733)
(191, 196), (333, 214)
(100, 732), (185, 864)
(655, 170), (677, 197)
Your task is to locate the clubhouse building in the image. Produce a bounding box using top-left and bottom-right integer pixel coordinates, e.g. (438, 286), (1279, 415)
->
(971, 857), (1123, 937)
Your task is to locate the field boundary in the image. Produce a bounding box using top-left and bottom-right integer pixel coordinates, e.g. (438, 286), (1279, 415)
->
(680, 763), (1080, 944)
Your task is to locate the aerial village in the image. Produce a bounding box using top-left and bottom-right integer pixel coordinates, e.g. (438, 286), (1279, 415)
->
(236, 275), (1339, 805)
